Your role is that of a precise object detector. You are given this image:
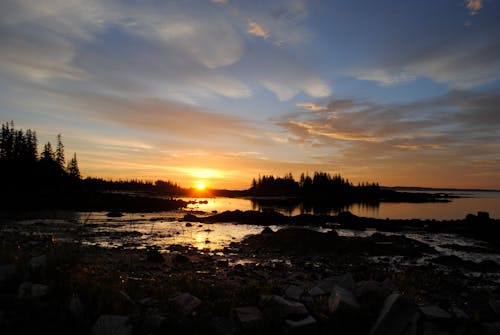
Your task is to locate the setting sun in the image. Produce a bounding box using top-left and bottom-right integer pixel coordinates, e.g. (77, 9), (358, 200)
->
(196, 181), (207, 190)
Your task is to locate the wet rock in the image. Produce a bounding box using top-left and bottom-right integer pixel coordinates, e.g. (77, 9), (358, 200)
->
(172, 254), (191, 264)
(18, 282), (50, 299)
(91, 315), (132, 335)
(369, 293), (419, 335)
(217, 260), (229, 268)
(285, 285), (304, 301)
(419, 304), (452, 321)
(262, 227), (274, 234)
(29, 254), (47, 272)
(260, 295), (309, 320)
(285, 315), (317, 334)
(146, 246), (164, 263)
(234, 306), (264, 331)
(328, 285), (360, 313)
(170, 293), (202, 316)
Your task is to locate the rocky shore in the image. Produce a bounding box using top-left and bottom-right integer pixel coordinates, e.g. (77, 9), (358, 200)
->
(1, 211), (500, 334)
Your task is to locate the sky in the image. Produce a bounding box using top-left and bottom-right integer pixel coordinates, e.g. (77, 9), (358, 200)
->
(1, 0), (499, 189)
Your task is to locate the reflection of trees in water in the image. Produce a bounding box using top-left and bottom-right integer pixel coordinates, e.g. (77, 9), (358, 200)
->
(251, 198), (379, 216)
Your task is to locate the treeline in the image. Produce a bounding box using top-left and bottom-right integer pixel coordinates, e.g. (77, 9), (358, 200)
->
(82, 178), (187, 196)
(249, 172), (380, 201)
(0, 121), (80, 192)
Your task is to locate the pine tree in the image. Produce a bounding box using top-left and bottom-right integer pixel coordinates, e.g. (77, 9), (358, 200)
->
(41, 142), (55, 162)
(67, 153), (81, 179)
(56, 134), (65, 171)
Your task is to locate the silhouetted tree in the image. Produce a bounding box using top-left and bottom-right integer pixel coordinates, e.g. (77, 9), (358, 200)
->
(40, 142), (55, 162)
(67, 153), (81, 179)
(56, 134), (65, 171)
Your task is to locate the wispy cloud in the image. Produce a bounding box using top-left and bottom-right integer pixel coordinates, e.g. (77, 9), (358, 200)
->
(354, 69), (415, 86)
(351, 37), (500, 89)
(466, 0), (483, 15)
(277, 90), (500, 186)
(247, 20), (269, 39)
(296, 102), (327, 111)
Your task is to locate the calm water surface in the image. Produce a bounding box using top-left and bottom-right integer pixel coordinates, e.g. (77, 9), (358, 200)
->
(183, 191), (500, 220)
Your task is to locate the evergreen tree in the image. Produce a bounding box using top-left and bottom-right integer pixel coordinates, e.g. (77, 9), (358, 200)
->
(41, 142), (55, 162)
(56, 134), (65, 170)
(67, 153), (81, 179)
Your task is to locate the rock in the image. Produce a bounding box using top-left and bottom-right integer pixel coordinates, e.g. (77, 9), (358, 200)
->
(261, 227), (274, 234)
(142, 314), (165, 332)
(211, 316), (237, 335)
(0, 264), (16, 288)
(490, 300), (500, 316)
(317, 273), (354, 292)
(18, 282), (50, 299)
(185, 222), (193, 227)
(328, 285), (360, 313)
(285, 315), (317, 334)
(404, 313), (420, 335)
(355, 281), (392, 313)
(234, 306), (264, 331)
(29, 255), (47, 272)
(309, 286), (327, 297)
(419, 304), (452, 321)
(369, 293), (419, 335)
(450, 306), (469, 320)
(139, 297), (158, 307)
(482, 322), (500, 335)
(69, 293), (85, 324)
(91, 315), (132, 335)
(382, 278), (398, 293)
(260, 295), (309, 320)
(31, 283), (50, 298)
(285, 285), (304, 301)
(173, 254), (191, 264)
(170, 293), (202, 316)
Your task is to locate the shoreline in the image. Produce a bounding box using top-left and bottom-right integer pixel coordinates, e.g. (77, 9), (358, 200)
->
(1, 210), (500, 333)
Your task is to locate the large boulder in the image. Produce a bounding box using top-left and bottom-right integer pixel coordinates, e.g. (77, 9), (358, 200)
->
(329, 285), (360, 313)
(285, 285), (304, 301)
(170, 293), (202, 316)
(317, 273), (354, 292)
(354, 281), (392, 314)
(285, 315), (317, 334)
(234, 306), (264, 332)
(369, 293), (419, 335)
(260, 295), (309, 320)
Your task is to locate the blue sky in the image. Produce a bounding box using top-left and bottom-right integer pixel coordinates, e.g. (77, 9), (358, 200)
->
(0, 0), (499, 189)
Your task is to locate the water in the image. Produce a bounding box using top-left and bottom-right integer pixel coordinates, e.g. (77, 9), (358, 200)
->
(3, 191), (499, 268)
(182, 190), (500, 220)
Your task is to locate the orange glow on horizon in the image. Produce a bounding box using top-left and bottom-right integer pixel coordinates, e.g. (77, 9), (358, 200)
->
(196, 181), (207, 190)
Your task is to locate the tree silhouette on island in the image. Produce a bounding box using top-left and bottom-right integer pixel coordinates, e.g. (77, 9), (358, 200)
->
(0, 121), (447, 212)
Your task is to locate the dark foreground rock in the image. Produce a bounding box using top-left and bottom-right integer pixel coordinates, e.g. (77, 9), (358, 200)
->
(1, 219), (500, 334)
